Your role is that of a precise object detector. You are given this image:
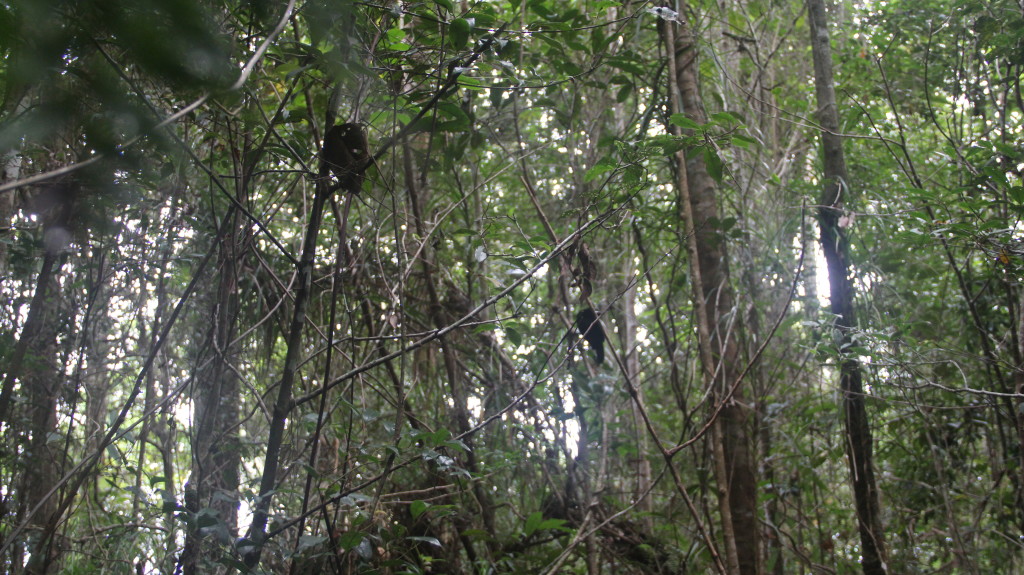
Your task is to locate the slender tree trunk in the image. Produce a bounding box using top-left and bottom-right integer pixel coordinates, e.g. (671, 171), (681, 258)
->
(243, 136), (333, 566)
(245, 203), (324, 566)
(621, 237), (654, 529)
(806, 1), (889, 573)
(18, 190), (72, 574)
(84, 282), (113, 524)
(666, 10), (762, 574)
(181, 205), (245, 574)
(20, 258), (63, 575)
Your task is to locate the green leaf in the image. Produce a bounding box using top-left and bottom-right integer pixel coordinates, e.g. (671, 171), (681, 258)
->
(524, 511), (543, 536)
(297, 535), (327, 552)
(731, 134), (757, 148)
(461, 528), (495, 541)
(566, 38), (589, 54)
(670, 114), (701, 130)
(337, 531), (363, 551)
(606, 53), (645, 76)
(585, 157), (617, 182)
(506, 326), (522, 347)
(386, 27), (405, 44)
(538, 518), (573, 533)
(703, 148), (724, 182)
(590, 29), (607, 54)
(1009, 186), (1024, 205)
(410, 101), (472, 133)
(450, 18), (471, 50)
(445, 438), (470, 452)
(411, 500), (429, 520)
(615, 83), (633, 103)
(407, 536), (442, 547)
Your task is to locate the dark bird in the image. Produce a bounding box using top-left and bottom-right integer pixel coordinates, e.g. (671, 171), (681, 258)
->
(322, 123), (369, 193)
(575, 307), (605, 364)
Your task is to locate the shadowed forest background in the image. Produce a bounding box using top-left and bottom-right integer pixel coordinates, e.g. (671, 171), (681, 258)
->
(2, 0), (1024, 573)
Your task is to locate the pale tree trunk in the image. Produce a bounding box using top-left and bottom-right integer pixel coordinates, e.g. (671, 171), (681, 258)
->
(665, 9), (762, 574)
(806, 0), (889, 573)
(621, 232), (655, 529)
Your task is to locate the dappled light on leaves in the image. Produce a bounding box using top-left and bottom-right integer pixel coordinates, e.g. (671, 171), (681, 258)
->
(0, 0), (1023, 573)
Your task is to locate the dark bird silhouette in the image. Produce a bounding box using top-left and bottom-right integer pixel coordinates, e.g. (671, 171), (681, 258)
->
(575, 307), (605, 364)
(322, 123), (369, 193)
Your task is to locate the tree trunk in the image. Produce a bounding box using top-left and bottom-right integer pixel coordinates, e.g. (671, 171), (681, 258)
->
(17, 191), (71, 574)
(666, 10), (762, 574)
(181, 205), (245, 574)
(621, 234), (655, 529)
(243, 128), (333, 566)
(806, 1), (889, 573)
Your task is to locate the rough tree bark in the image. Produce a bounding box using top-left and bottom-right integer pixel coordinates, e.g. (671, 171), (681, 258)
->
(806, 1), (889, 573)
(665, 10), (762, 575)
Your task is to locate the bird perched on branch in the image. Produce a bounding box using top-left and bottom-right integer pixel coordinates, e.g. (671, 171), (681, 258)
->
(322, 123), (369, 194)
(575, 307), (605, 364)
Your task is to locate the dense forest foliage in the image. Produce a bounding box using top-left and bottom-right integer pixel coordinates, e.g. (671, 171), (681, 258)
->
(2, 0), (1024, 573)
